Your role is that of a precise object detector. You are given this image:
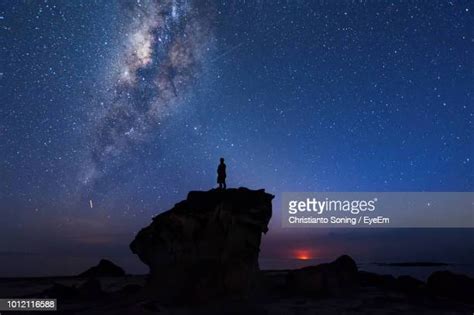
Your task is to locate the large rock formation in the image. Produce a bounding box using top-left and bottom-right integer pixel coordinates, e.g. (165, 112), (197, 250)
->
(130, 188), (273, 302)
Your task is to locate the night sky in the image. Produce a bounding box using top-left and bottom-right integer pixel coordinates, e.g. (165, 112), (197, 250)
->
(1, 0), (473, 276)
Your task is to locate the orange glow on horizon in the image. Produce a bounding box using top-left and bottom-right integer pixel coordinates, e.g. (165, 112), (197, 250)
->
(293, 249), (314, 260)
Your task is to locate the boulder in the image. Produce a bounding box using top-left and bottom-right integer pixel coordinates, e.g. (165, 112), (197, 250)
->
(130, 187), (273, 302)
(78, 259), (125, 277)
(286, 255), (358, 297)
(427, 270), (474, 303)
(358, 271), (397, 289)
(396, 275), (425, 295)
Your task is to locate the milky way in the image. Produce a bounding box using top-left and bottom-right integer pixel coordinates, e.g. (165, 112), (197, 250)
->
(81, 0), (213, 186)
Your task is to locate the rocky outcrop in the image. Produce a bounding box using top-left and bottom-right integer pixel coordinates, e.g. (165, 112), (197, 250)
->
(286, 255), (358, 297)
(427, 271), (474, 303)
(130, 188), (273, 302)
(78, 259), (125, 277)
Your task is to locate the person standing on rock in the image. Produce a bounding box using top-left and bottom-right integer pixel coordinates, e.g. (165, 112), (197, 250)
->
(217, 158), (226, 189)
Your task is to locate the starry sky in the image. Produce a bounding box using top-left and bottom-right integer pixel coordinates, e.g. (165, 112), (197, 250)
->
(1, 0), (473, 276)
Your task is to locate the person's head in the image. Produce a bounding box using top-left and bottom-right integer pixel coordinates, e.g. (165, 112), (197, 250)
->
(220, 157), (224, 163)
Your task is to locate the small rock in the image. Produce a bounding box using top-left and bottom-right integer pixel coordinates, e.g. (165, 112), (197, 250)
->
(79, 259), (125, 277)
(41, 283), (78, 299)
(286, 255), (358, 297)
(427, 270), (474, 303)
(396, 275), (425, 294)
(358, 271), (397, 289)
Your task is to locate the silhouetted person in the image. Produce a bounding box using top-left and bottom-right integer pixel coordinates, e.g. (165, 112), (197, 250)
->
(217, 158), (226, 189)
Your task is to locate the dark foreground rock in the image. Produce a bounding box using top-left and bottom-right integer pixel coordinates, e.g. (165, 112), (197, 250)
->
(77, 278), (103, 297)
(396, 275), (425, 295)
(286, 255), (358, 297)
(79, 259), (125, 277)
(428, 270), (474, 303)
(358, 272), (425, 294)
(41, 283), (79, 299)
(3, 266), (473, 314)
(358, 271), (397, 289)
(130, 187), (273, 302)
(40, 279), (103, 299)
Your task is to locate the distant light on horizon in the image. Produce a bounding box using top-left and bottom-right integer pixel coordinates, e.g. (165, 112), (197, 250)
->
(293, 249), (314, 260)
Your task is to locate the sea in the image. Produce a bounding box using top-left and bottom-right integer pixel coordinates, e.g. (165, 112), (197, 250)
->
(259, 258), (474, 281)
